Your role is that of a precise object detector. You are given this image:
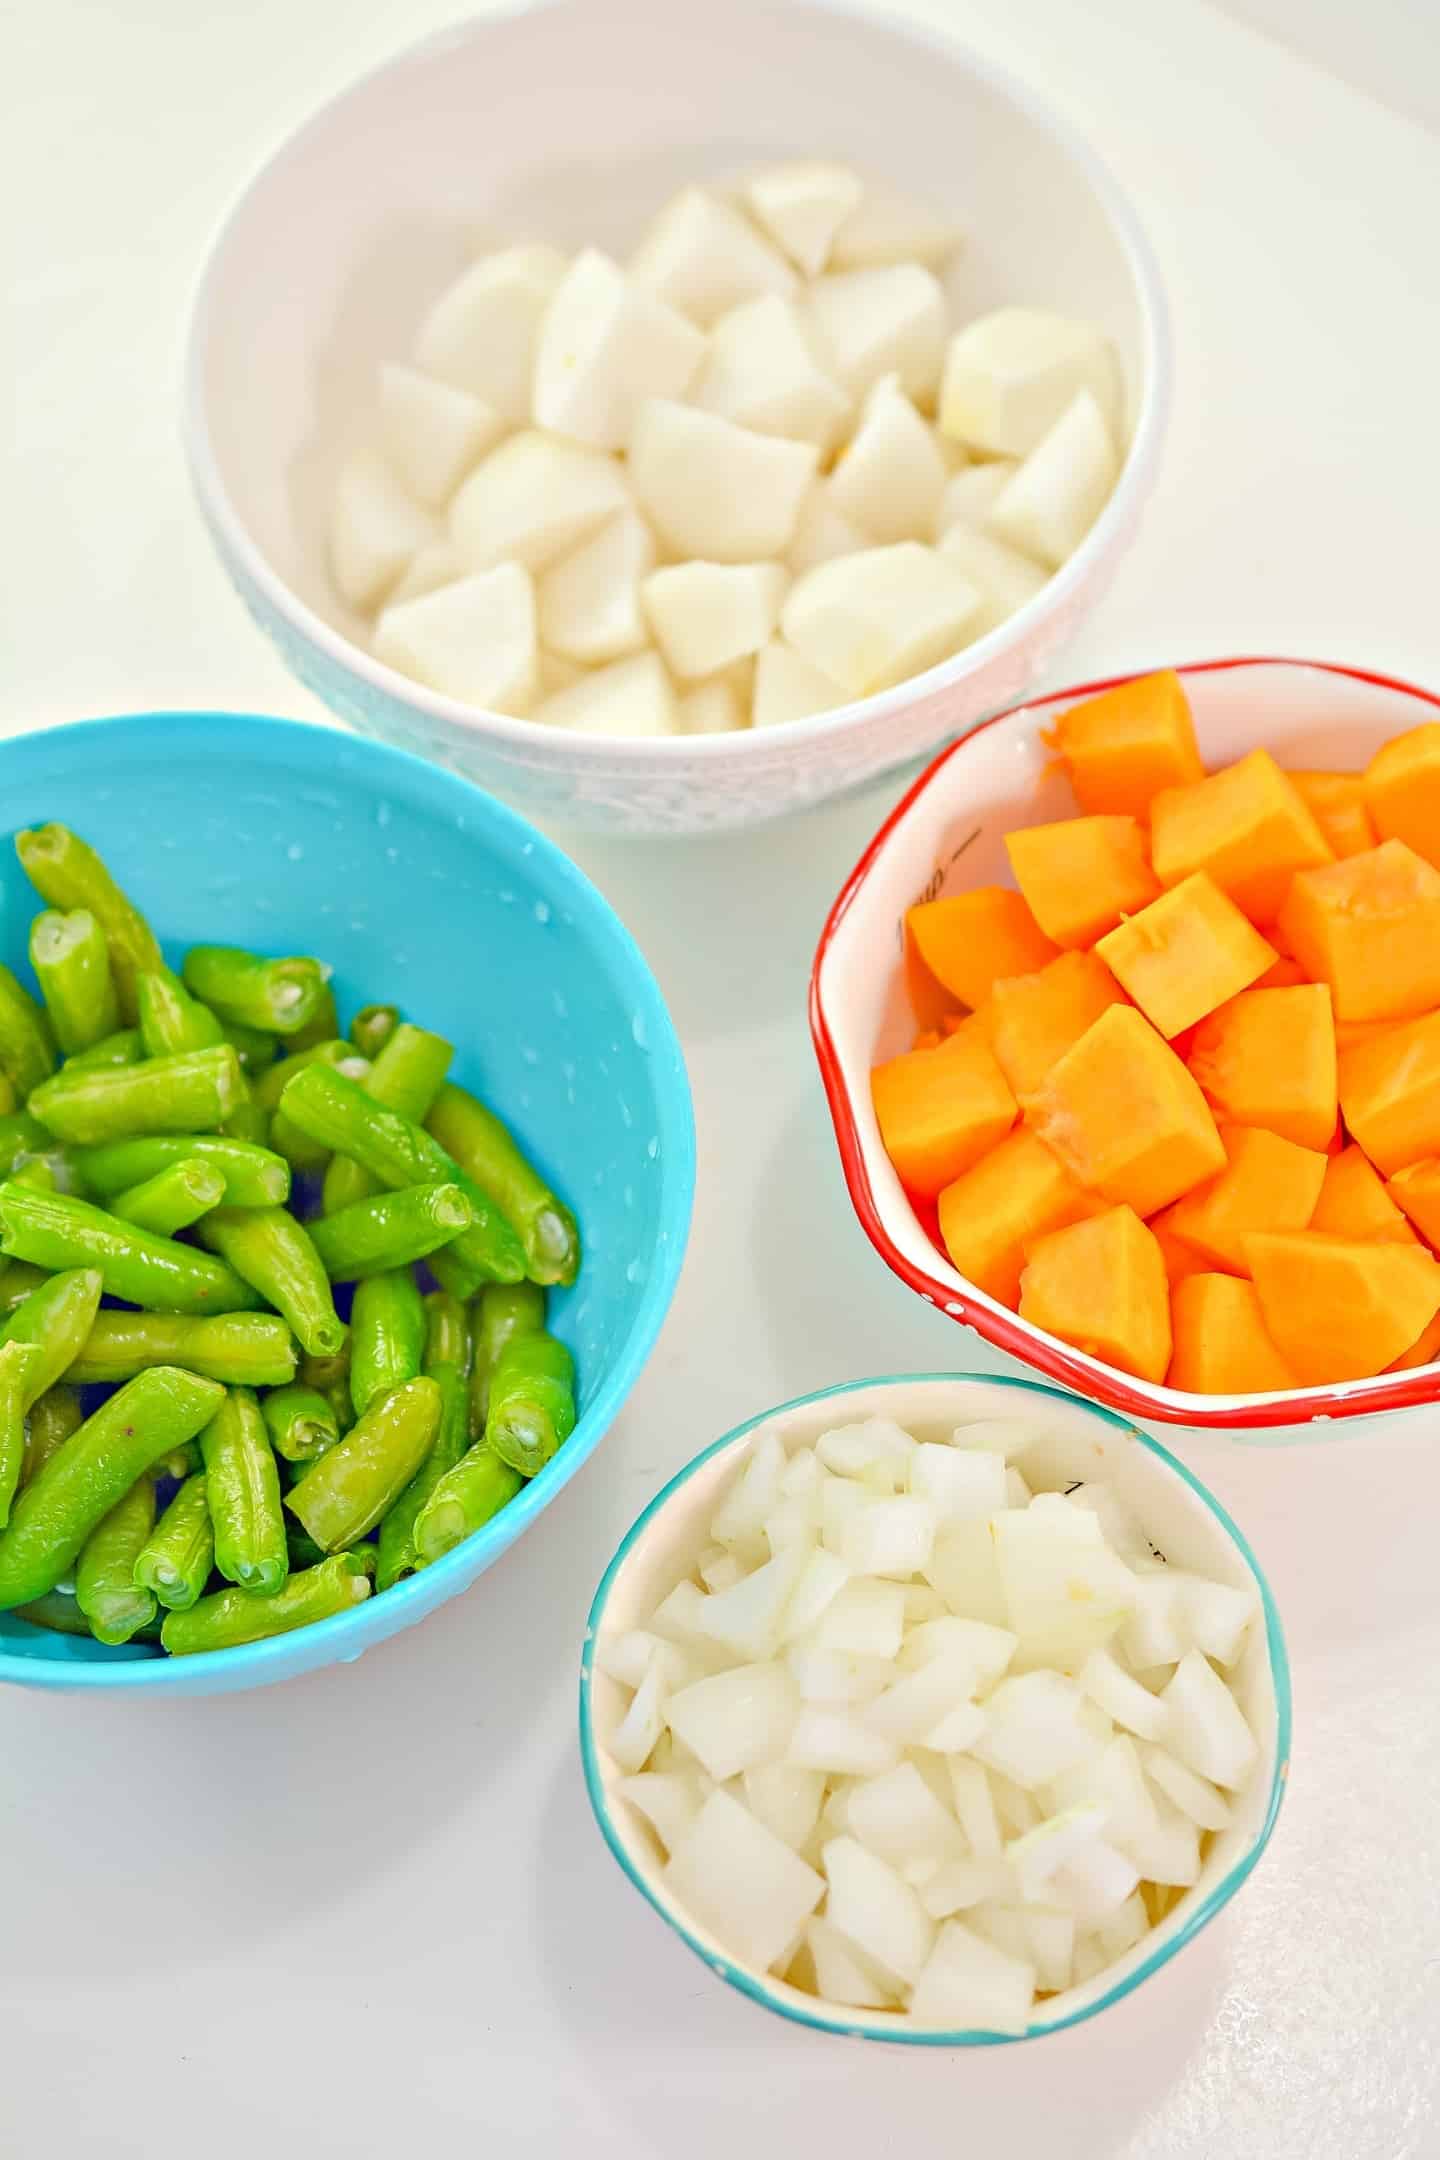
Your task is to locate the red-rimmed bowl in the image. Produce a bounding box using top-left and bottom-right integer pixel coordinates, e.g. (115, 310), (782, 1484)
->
(811, 656), (1440, 1438)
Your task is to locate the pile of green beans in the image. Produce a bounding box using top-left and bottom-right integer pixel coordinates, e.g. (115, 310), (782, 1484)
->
(0, 824), (580, 1658)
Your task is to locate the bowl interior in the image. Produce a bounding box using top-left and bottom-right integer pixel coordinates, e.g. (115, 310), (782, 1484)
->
(0, 712), (692, 1690)
(581, 1374), (1288, 2043)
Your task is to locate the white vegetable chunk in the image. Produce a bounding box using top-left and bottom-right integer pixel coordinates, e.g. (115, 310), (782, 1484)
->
(700, 1549), (744, 1593)
(744, 162), (863, 275)
(377, 364), (505, 509)
(692, 294), (851, 452)
(924, 1517), (1012, 1628)
(629, 400), (818, 562)
(650, 1579), (720, 1652)
(919, 1856), (1011, 1919)
(951, 1418), (1042, 1460)
(820, 1478), (875, 1556)
(896, 1615), (1017, 1687)
(1050, 1837), (1141, 1923)
(938, 523), (1048, 635)
(537, 647), (586, 696)
(806, 1916), (897, 2007)
(939, 307), (1123, 458)
(922, 1703), (988, 1755)
(631, 186), (797, 326)
(763, 1486), (821, 1554)
(974, 1671), (1096, 1788)
(665, 1660), (798, 1781)
(536, 508), (656, 664)
(666, 1789), (824, 1972)
(830, 181), (962, 270)
(1079, 1647), (1169, 1740)
(908, 1920), (1035, 2033)
(1006, 1804), (1110, 1901)
(712, 1429), (788, 1552)
(934, 459), (1020, 536)
(751, 640), (845, 729)
(865, 1648), (983, 1746)
(696, 1543), (808, 1661)
(823, 1836), (936, 1986)
(846, 1761), (965, 1873)
(594, 1629), (662, 1689)
(330, 449), (439, 613)
(805, 264), (948, 403)
(816, 1418), (917, 1488)
(608, 1660), (668, 1774)
(778, 1547), (851, 1643)
(829, 375), (948, 543)
(1006, 1467), (1033, 1508)
(992, 1496), (1137, 1670)
(1120, 1795), (1202, 1887)
(947, 1757), (1004, 1861)
(641, 560), (789, 680)
(1141, 1743), (1233, 1832)
(988, 389), (1119, 569)
(787, 1706), (900, 1776)
(742, 1764), (825, 1853)
(987, 1769), (1041, 1837)
(677, 677), (748, 734)
(788, 482), (869, 574)
(448, 431), (629, 573)
(414, 244), (568, 419)
(533, 649), (676, 738)
(902, 1584), (948, 1628)
(1120, 1571), (1190, 1671)
(1096, 1890), (1149, 1958)
(1171, 1572), (1259, 1666)
(782, 542), (981, 696)
(388, 540), (463, 606)
(907, 1442), (1007, 1526)
(810, 1578), (906, 1658)
(1063, 1483), (1155, 1570)
(1160, 1651), (1259, 1791)
(619, 1770), (705, 1855)
(840, 1495), (936, 1580)
(532, 248), (706, 449)
(786, 1647), (893, 1704)
(1049, 1733), (1159, 1846)
(373, 563), (537, 714)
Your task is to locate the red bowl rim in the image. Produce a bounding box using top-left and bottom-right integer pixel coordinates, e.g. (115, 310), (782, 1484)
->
(810, 654), (1440, 1429)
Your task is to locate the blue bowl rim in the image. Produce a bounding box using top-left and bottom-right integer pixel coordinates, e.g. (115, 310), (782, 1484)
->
(578, 1370), (1292, 2045)
(0, 708), (697, 1689)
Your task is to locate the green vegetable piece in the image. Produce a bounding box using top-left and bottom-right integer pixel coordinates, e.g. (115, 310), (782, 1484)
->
(413, 1445), (523, 1566)
(0, 1342), (43, 1525)
(285, 1518), (329, 1571)
(261, 1382), (340, 1464)
(469, 1281), (546, 1437)
(485, 1331), (576, 1478)
(322, 1023), (454, 1215)
(75, 1476), (158, 1644)
(349, 1004), (400, 1060)
(286, 1376), (441, 1552)
(199, 1388), (288, 1595)
(194, 1206), (345, 1359)
(133, 1472), (215, 1611)
(255, 1038), (368, 1113)
(423, 1290), (471, 1376)
(69, 1310), (296, 1388)
(14, 1588), (95, 1638)
(161, 1551), (372, 1655)
(110, 1158), (226, 1236)
(309, 1182), (472, 1282)
(30, 910), (120, 1057)
(376, 1361), (471, 1590)
(63, 1028), (142, 1072)
(15, 824), (164, 1023)
(427, 1082), (580, 1287)
(4, 1158), (55, 1194)
(0, 965), (57, 1098)
(182, 946), (330, 1038)
(221, 1021), (278, 1075)
(287, 983), (340, 1055)
(21, 1384), (84, 1486)
(135, 964), (225, 1058)
(0, 1266), (104, 1408)
(28, 1043), (245, 1147)
(0, 1185), (260, 1316)
(0, 1366), (224, 1608)
(73, 1134), (291, 1209)
(220, 1099), (272, 1148)
(0, 1261), (47, 1314)
(0, 1115), (49, 1178)
(348, 1269), (425, 1418)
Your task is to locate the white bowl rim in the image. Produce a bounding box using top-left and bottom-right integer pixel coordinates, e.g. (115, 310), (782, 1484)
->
(181, 0), (1172, 768)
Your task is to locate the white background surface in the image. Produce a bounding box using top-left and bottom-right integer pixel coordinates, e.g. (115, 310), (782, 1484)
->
(5, 1), (1440, 2154)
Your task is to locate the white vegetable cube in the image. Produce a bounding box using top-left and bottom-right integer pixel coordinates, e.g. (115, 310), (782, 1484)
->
(919, 1857), (1010, 1919)
(631, 186), (797, 326)
(1160, 1651), (1258, 1791)
(816, 1418), (916, 1488)
(822, 1835), (935, 1986)
(902, 1584), (948, 1629)
(1079, 1647), (1169, 1741)
(1120, 1570), (1189, 1671)
(950, 1418), (1041, 1461)
(532, 248), (706, 450)
(534, 650), (676, 738)
(839, 1496), (935, 1581)
(743, 1764), (825, 1851)
(377, 364), (505, 509)
(938, 523), (1048, 635)
(785, 1648), (893, 1706)
(448, 430), (629, 573)
(536, 509), (655, 663)
(650, 1578), (718, 1652)
(781, 542), (981, 696)
(641, 560), (789, 680)
(1005, 1468), (1032, 1508)
(830, 181), (961, 270)
(414, 243), (568, 420)
(897, 1616), (1017, 1690)
(934, 459), (1020, 537)
(1172, 1572), (1259, 1666)
(1063, 1482), (1155, 1570)
(992, 1497), (1137, 1671)
(1048, 1734), (1159, 1846)
(744, 162), (863, 275)
(763, 1487), (819, 1553)
(373, 563), (537, 714)
(939, 306), (1123, 458)
(809, 1577), (906, 1659)
(908, 1442), (1007, 1526)
(1006, 1804), (1110, 1902)
(805, 264), (948, 403)
(607, 1660), (668, 1774)
(665, 1789), (824, 1973)
(699, 1549), (744, 1594)
(1096, 1890), (1150, 1959)
(828, 375), (948, 543)
(330, 448), (438, 613)
(820, 1477), (872, 1556)
(924, 1517), (1012, 1628)
(846, 1762), (964, 1874)
(865, 1648), (983, 1746)
(537, 647), (586, 696)
(777, 1547), (850, 1643)
(677, 677), (748, 735)
(618, 1770), (705, 1857)
(1120, 1795), (1202, 1887)
(665, 1660), (797, 1781)
(788, 483), (868, 574)
(987, 1768), (1041, 1838)
(693, 294), (851, 452)
(711, 1429), (787, 1551)
(806, 1917), (897, 2008)
(923, 1702), (989, 1755)
(908, 1920), (1035, 2034)
(629, 399), (817, 562)
(989, 389), (1119, 569)
(948, 1758), (1004, 1861)
(787, 1706), (899, 1776)
(388, 540), (462, 606)
(974, 1671), (1096, 1789)
(1022, 1907), (1077, 1993)
(594, 1628), (663, 1689)
(1050, 1838), (1141, 1924)
(695, 1542), (808, 1661)
(1141, 1743), (1233, 1832)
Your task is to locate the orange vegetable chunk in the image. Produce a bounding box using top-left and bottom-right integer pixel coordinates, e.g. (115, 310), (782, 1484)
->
(1026, 1005), (1225, 1217)
(1246, 1231), (1440, 1384)
(1311, 1145), (1417, 1244)
(1046, 670), (1204, 817)
(1335, 1015), (1400, 1051)
(1388, 1308), (1440, 1371)
(1254, 955), (1308, 988)
(1150, 1207), (1210, 1287)
(1188, 983), (1337, 1151)
(1165, 1125), (1327, 1276)
(1363, 723), (1440, 867)
(986, 951), (1125, 1097)
(941, 1007), (993, 1050)
(1288, 771), (1375, 859)
(1150, 748), (1333, 923)
(1168, 1274), (1297, 1395)
(1095, 873), (1275, 1039)
(904, 918), (959, 1033)
(1276, 840), (1440, 1023)
(936, 1128), (1097, 1308)
(871, 1031), (1017, 1200)
(1338, 1011), (1440, 1175)
(906, 888), (1058, 1013)
(1019, 1205), (1171, 1384)
(1386, 1158), (1440, 1249)
(1004, 817), (1159, 950)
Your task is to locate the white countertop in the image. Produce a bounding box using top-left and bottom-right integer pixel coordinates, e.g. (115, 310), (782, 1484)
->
(6, 1), (1440, 2153)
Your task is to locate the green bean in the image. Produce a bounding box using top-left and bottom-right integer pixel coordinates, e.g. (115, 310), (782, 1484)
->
(424, 1291), (471, 1376)
(255, 1039), (367, 1113)
(286, 1376), (440, 1552)
(0, 1185), (261, 1315)
(133, 1472), (214, 1611)
(69, 1310), (296, 1387)
(376, 1362), (471, 1590)
(21, 1384), (83, 1486)
(0, 1342), (43, 1526)
(73, 1134), (291, 1209)
(5, 1158), (55, 1194)
(75, 1477), (158, 1644)
(0, 1366), (224, 1608)
(111, 1158), (226, 1236)
(350, 1004), (400, 1060)
(310, 1183), (472, 1281)
(279, 1065), (526, 1286)
(181, 945), (330, 1039)
(348, 1269), (425, 1417)
(261, 1382), (339, 1464)
(427, 1083), (579, 1288)
(0, 966), (57, 1099)
(63, 1027), (142, 1073)
(200, 1388), (287, 1595)
(28, 1043), (245, 1147)
(161, 1551), (372, 1655)
(136, 964), (225, 1058)
(0, 1266), (104, 1407)
(413, 1446), (523, 1566)
(30, 910), (120, 1056)
(0, 1115), (48, 1179)
(15, 824), (164, 1022)
(221, 1021), (278, 1075)
(14, 1588), (95, 1637)
(194, 1206), (344, 1359)
(485, 1331), (576, 1477)
(469, 1282), (545, 1437)
(288, 983), (340, 1055)
(322, 1023), (453, 1214)
(221, 1100), (272, 1147)
(0, 1260), (47, 1314)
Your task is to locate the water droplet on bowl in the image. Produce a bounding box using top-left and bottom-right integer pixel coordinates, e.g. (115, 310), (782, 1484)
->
(534, 900), (551, 925)
(521, 1046), (538, 1066)
(630, 1012), (648, 1050)
(625, 1257), (645, 1284)
(646, 1137), (658, 1159)
(376, 801), (392, 827)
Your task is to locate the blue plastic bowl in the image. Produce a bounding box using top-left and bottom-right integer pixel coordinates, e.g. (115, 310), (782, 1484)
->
(0, 712), (694, 1694)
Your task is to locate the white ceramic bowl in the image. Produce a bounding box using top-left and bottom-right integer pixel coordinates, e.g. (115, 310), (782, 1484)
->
(580, 1373), (1289, 2042)
(184, 0), (1169, 836)
(812, 656), (1440, 1437)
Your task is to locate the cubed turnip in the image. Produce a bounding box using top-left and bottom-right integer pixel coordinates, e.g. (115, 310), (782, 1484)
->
(534, 650), (677, 738)
(743, 1763), (826, 1851)
(1141, 1742), (1233, 1832)
(829, 181), (961, 271)
(631, 186), (797, 326)
(822, 1835), (936, 1986)
(938, 306), (1122, 458)
(924, 1517), (1013, 1628)
(665, 1660), (797, 1781)
(948, 1757), (1004, 1861)
(448, 430), (629, 572)
(908, 1920), (1035, 2033)
(695, 1542), (810, 1661)
(934, 459), (1020, 538)
(378, 363), (505, 509)
(677, 677), (748, 734)
(692, 294), (851, 452)
(786, 1647), (893, 1704)
(840, 1495), (936, 1580)
(937, 523), (1048, 636)
(629, 399), (818, 562)
(330, 448), (439, 613)
(781, 542), (981, 696)
(988, 388), (1119, 569)
(787, 1706), (900, 1776)
(810, 1577), (906, 1658)
(907, 1441), (1007, 1525)
(845, 1761), (965, 1873)
(751, 640), (846, 729)
(414, 243), (568, 420)
(641, 560), (789, 680)
(532, 248), (706, 449)
(992, 1499), (1136, 1671)
(805, 264), (948, 403)
(778, 1547), (850, 1642)
(1079, 1648), (1169, 1742)
(805, 1916), (897, 2008)
(373, 563), (537, 714)
(788, 482), (869, 573)
(974, 1671), (1096, 1789)
(619, 1769), (705, 1856)
(829, 375), (948, 543)
(536, 509), (656, 664)
(744, 162), (864, 275)
(665, 1789), (824, 1972)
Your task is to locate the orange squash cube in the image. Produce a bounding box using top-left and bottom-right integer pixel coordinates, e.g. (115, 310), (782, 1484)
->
(1363, 723), (1440, 867)
(1288, 771), (1375, 859)
(1312, 1144), (1418, 1244)
(1338, 1011), (1440, 1175)
(940, 1007), (993, 1050)
(1095, 873), (1275, 1039)
(1334, 1015), (1400, 1051)
(1168, 1274), (1297, 1395)
(1165, 1125), (1327, 1276)
(904, 917), (960, 1033)
(1388, 1308), (1440, 1371)
(1150, 1206), (1210, 1288)
(1246, 1231), (1440, 1384)
(1004, 817), (1159, 950)
(1026, 1005), (1225, 1217)
(906, 888), (1058, 1013)
(1188, 983), (1337, 1151)
(1019, 1205), (1171, 1384)
(1386, 1158), (1440, 1249)
(1150, 748), (1333, 923)
(936, 1128), (1097, 1308)
(986, 951), (1125, 1097)
(1254, 954), (1308, 988)
(871, 1031), (1017, 1200)
(1045, 670), (1204, 818)
(1276, 839), (1440, 1023)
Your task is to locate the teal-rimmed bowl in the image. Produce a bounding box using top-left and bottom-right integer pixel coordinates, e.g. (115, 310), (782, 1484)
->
(579, 1373), (1290, 2043)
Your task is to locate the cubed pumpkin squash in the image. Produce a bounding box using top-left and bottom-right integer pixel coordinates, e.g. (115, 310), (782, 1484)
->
(1150, 1206), (1211, 1287)
(1385, 1157), (1440, 1248)
(1363, 722), (1440, 867)
(1004, 817), (1159, 950)
(1334, 1015), (1400, 1051)
(1044, 670), (1204, 817)
(986, 951), (1126, 1097)
(1095, 873), (1276, 1039)
(1187, 983), (1337, 1151)
(906, 888), (1059, 1013)
(905, 916), (961, 1032)
(1338, 1010), (1440, 1175)
(1246, 1230), (1440, 1384)
(1026, 1004), (1226, 1217)
(1254, 954), (1308, 988)
(872, 1030), (1017, 1199)
(1311, 1144), (1417, 1244)
(1165, 1125), (1327, 1275)
(1388, 1308), (1440, 1371)
(936, 1128), (1098, 1308)
(1168, 1274), (1297, 1395)
(1019, 1205), (1171, 1384)
(1275, 839), (1440, 1023)
(941, 1007), (994, 1049)
(1150, 748), (1333, 923)
(1288, 770), (1376, 859)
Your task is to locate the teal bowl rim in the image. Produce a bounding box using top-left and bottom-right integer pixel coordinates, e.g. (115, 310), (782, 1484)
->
(578, 1370), (1292, 2045)
(0, 709), (697, 1691)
